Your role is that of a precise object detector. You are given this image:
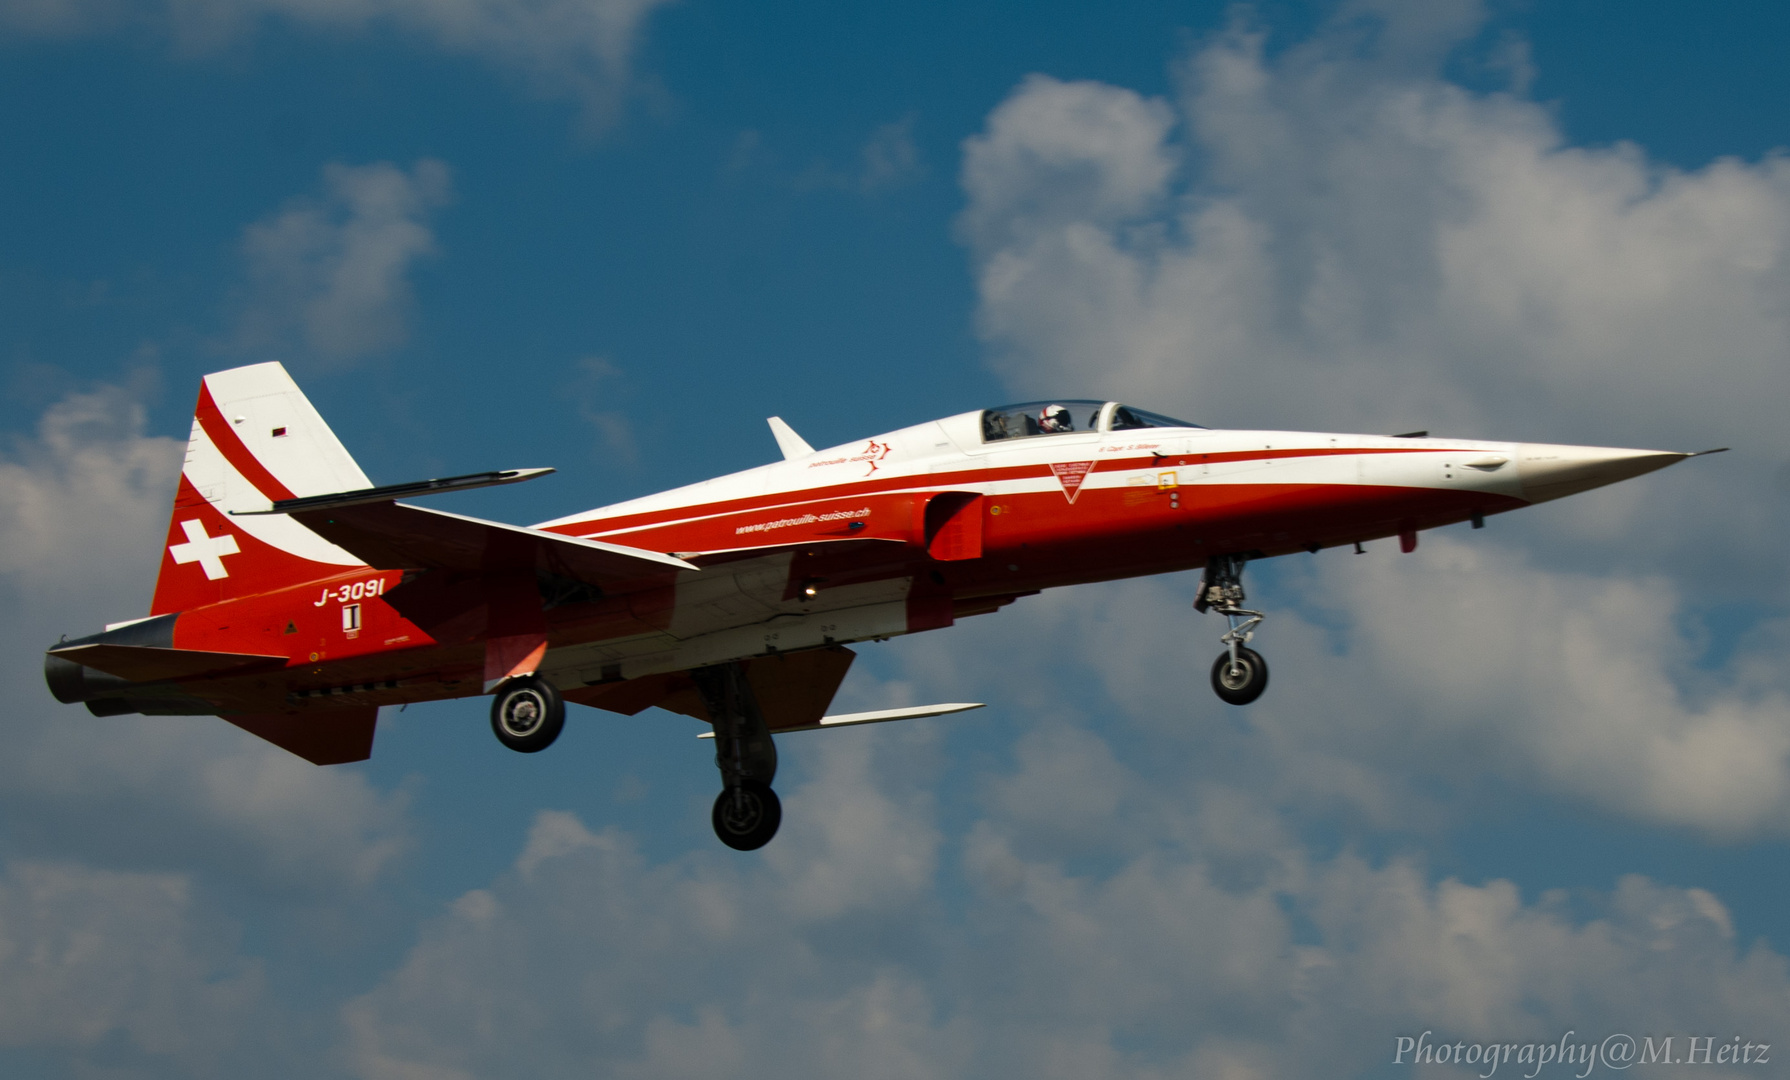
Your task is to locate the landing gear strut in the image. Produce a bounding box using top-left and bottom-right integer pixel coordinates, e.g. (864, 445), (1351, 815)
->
(1196, 554), (1269, 705)
(691, 662), (782, 850)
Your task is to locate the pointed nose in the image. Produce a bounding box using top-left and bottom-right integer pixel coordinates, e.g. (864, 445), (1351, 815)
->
(1516, 443), (1689, 503)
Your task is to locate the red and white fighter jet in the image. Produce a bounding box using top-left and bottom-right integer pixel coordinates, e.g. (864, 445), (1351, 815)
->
(45, 363), (1715, 849)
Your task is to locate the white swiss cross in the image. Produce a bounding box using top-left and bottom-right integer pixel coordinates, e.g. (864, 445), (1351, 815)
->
(169, 519), (241, 580)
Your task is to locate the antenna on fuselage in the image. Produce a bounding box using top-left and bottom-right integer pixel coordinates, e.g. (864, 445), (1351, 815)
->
(768, 417), (815, 461)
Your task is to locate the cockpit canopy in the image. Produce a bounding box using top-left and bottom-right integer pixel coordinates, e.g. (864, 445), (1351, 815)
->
(980, 400), (1203, 443)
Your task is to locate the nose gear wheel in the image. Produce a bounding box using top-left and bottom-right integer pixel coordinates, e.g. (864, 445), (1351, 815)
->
(1197, 554), (1270, 706)
(1210, 646), (1269, 705)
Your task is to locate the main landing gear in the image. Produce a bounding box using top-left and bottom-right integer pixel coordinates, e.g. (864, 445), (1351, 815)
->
(1196, 554), (1269, 706)
(486, 663), (783, 850)
(692, 662), (782, 850)
(491, 675), (567, 752)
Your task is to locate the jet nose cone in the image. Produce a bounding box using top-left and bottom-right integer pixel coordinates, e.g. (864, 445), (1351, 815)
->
(1516, 443), (1689, 503)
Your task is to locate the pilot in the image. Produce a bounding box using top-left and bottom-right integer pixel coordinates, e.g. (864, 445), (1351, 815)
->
(1039, 404), (1073, 433)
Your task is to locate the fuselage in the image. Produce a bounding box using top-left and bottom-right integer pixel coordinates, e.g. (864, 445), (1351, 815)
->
(47, 396), (1683, 725)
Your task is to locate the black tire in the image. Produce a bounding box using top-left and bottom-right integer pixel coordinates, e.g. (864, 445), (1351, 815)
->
(712, 781), (782, 851)
(490, 675), (566, 753)
(1210, 647), (1269, 706)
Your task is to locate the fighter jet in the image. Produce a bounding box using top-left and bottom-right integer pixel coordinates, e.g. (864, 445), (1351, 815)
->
(44, 363), (1718, 849)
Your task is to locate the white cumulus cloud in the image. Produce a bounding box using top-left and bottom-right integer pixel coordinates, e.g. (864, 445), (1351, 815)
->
(338, 736), (1790, 1078)
(0, 0), (673, 125)
(237, 159), (452, 365)
(945, 3), (1790, 841)
(959, 13), (1790, 588)
(0, 860), (265, 1071)
(0, 382), (412, 889)
(0, 378), (418, 1070)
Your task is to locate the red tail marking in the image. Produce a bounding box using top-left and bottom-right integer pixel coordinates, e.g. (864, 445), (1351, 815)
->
(195, 384), (297, 502)
(151, 476), (347, 615)
(168, 519), (240, 579)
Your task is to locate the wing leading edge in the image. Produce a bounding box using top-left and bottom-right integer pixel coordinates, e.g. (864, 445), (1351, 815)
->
(289, 501), (697, 586)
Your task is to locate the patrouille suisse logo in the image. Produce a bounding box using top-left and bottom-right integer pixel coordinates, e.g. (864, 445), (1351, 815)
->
(858, 439), (893, 475)
(1050, 461), (1095, 503)
(806, 439), (894, 476)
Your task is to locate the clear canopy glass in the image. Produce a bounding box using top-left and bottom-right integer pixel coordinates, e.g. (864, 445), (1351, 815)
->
(1110, 404), (1202, 431)
(980, 400), (1106, 442)
(980, 401), (1202, 442)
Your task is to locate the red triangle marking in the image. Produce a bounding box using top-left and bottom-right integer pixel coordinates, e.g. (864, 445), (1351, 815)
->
(1050, 461), (1095, 503)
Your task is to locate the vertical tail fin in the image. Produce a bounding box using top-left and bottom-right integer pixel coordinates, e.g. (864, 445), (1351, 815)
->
(150, 362), (372, 615)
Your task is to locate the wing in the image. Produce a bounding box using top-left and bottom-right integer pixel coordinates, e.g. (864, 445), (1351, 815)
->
(235, 465), (695, 588)
(568, 645), (858, 729)
(696, 702), (986, 737)
(288, 502), (696, 587)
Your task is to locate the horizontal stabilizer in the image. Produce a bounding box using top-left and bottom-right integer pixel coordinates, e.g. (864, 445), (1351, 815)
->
(234, 468), (555, 515)
(49, 643), (286, 683)
(699, 701), (984, 738)
(290, 501), (696, 585)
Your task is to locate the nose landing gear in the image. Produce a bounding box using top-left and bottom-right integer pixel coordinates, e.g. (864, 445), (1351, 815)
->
(1210, 646), (1268, 705)
(1197, 554), (1269, 705)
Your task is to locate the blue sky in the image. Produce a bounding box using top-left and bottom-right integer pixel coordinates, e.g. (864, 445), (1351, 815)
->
(3, 1), (1789, 1076)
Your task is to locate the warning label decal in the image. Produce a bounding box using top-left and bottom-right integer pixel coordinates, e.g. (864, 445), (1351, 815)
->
(1050, 461), (1095, 503)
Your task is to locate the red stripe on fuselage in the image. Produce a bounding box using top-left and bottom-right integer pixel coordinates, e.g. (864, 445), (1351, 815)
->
(552, 446), (1454, 546)
(195, 383), (298, 502)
